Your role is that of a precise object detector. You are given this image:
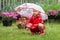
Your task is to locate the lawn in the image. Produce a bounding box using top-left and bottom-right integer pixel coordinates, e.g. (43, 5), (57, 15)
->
(0, 20), (60, 40)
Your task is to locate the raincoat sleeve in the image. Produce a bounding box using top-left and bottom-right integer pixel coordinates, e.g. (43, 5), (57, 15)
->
(39, 17), (44, 24)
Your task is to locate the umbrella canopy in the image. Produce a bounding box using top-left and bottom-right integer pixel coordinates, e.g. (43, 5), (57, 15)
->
(15, 3), (48, 20)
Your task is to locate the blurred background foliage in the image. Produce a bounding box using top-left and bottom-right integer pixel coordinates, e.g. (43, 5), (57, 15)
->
(0, 0), (60, 11)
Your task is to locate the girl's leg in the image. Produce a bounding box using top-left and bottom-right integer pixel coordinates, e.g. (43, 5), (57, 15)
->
(38, 23), (45, 35)
(30, 29), (36, 35)
(39, 29), (45, 35)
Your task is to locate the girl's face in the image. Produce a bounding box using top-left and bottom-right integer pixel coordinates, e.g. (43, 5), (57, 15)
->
(33, 10), (40, 17)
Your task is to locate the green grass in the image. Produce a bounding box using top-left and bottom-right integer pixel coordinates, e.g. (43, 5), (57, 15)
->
(0, 21), (60, 40)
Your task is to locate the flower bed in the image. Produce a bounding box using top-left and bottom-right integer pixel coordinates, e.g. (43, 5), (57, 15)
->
(1, 11), (18, 26)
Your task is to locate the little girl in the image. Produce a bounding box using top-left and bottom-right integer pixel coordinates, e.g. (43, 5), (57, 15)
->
(25, 10), (45, 35)
(17, 15), (23, 29)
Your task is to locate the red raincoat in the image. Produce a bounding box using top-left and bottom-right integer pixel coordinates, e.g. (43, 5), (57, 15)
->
(25, 14), (43, 28)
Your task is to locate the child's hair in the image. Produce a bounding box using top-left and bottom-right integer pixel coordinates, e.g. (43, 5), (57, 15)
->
(16, 15), (21, 20)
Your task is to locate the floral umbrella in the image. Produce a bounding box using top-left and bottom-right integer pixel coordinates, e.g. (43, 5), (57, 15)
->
(15, 3), (48, 20)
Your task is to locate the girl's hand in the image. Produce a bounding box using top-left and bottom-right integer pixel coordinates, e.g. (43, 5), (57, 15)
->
(26, 23), (32, 28)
